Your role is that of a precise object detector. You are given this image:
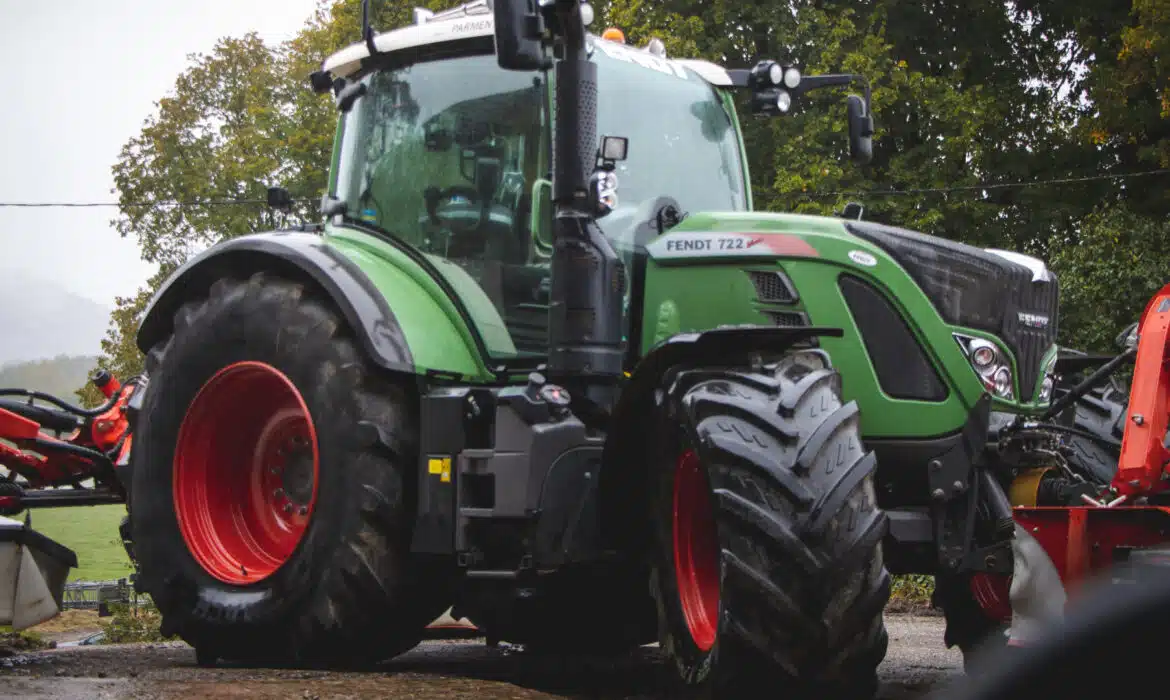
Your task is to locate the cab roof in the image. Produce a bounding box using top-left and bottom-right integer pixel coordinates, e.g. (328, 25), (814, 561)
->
(319, 1), (734, 87)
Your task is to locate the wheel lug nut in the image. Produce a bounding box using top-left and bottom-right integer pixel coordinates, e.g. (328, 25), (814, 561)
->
(299, 505), (308, 516)
(284, 503), (293, 514)
(273, 488), (284, 500)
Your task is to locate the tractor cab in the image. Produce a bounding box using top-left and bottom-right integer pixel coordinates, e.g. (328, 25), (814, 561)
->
(319, 3), (765, 360)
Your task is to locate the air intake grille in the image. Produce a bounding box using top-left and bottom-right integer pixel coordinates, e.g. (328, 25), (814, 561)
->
(840, 274), (948, 402)
(747, 270), (798, 304)
(766, 310), (808, 328)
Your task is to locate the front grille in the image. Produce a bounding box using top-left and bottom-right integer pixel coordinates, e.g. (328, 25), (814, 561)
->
(1001, 266), (1059, 402)
(747, 270), (798, 304)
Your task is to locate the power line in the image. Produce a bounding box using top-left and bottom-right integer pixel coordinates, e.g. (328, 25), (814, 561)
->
(0, 198), (314, 208)
(789, 168), (1170, 199)
(0, 168), (1167, 208)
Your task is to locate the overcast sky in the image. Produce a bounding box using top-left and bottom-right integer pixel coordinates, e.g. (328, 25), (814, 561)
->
(0, 0), (323, 307)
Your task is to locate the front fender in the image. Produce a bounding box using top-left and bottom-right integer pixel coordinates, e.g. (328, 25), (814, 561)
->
(137, 231), (417, 374)
(597, 325), (843, 549)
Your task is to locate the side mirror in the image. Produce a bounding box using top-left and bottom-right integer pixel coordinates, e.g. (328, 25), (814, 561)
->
(1117, 321), (1139, 352)
(846, 94), (874, 165)
(491, 0), (548, 71)
(267, 186), (293, 213)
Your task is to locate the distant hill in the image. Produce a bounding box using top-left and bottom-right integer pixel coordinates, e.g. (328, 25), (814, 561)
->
(0, 270), (111, 366)
(0, 355), (99, 398)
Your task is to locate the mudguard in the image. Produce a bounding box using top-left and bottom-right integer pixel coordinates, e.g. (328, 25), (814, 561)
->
(598, 325), (844, 548)
(136, 231), (414, 374)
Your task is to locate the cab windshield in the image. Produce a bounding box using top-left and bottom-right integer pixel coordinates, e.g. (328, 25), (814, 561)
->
(334, 52), (551, 359)
(590, 40), (749, 256)
(331, 43), (750, 362)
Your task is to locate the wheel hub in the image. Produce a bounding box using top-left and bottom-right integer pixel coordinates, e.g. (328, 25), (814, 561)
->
(672, 448), (721, 652)
(278, 438), (316, 507)
(173, 361), (320, 586)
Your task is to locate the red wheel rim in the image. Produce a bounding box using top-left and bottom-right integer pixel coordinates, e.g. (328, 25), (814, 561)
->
(672, 448), (721, 651)
(173, 361), (319, 585)
(970, 573), (1013, 623)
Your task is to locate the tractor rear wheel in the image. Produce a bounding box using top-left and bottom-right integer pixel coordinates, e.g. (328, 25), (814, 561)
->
(130, 272), (452, 666)
(649, 351), (890, 697)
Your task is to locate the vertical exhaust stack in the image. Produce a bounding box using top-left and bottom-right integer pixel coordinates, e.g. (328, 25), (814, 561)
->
(492, 0), (626, 413)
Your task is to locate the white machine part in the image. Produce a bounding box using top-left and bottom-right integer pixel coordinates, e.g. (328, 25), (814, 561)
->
(1007, 523), (1067, 646)
(0, 515), (77, 631)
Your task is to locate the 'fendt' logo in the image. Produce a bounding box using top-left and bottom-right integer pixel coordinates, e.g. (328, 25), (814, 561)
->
(1018, 312), (1050, 329)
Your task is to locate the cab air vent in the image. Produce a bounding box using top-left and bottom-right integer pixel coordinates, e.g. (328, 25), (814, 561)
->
(747, 270), (799, 304)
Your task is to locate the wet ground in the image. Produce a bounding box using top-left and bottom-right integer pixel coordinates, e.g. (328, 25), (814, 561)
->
(0, 615), (961, 699)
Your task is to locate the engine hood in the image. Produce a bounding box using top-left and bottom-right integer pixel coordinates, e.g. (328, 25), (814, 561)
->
(642, 211), (1059, 402)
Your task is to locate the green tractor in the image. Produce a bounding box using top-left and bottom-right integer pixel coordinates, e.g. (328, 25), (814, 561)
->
(122, 0), (1085, 694)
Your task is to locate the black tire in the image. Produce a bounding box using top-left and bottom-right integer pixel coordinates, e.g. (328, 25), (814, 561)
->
(1062, 434), (1117, 484)
(129, 272), (453, 666)
(648, 351), (890, 697)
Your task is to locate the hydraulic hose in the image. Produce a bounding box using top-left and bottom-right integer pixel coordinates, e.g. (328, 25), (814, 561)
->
(0, 376), (140, 418)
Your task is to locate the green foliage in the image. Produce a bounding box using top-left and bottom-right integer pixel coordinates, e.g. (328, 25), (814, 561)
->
(81, 1), (453, 394)
(0, 628), (52, 652)
(99, 601), (176, 644)
(1049, 206), (1170, 351)
(889, 574), (936, 613)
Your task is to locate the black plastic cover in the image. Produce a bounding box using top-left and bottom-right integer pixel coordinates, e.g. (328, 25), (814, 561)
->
(840, 274), (948, 402)
(845, 221), (1059, 401)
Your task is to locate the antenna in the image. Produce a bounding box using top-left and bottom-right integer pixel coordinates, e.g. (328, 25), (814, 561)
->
(361, 0), (377, 55)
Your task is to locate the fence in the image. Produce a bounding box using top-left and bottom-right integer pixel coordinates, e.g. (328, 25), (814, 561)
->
(62, 579), (134, 610)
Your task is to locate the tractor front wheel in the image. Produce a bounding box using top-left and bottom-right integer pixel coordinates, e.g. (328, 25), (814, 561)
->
(649, 351), (890, 697)
(129, 272), (451, 666)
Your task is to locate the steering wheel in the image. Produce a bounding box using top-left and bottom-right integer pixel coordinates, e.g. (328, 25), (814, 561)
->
(424, 185), (483, 227)
(933, 563), (1170, 700)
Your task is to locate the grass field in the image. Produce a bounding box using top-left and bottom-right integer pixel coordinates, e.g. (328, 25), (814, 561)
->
(27, 504), (133, 582)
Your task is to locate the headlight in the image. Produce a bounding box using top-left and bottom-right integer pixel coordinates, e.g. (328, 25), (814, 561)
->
(776, 90), (792, 112)
(783, 67), (801, 89)
(1036, 351), (1059, 404)
(993, 367), (1012, 398)
(969, 339), (997, 369)
(1039, 375), (1055, 403)
(955, 334), (1014, 400)
(769, 63), (784, 85)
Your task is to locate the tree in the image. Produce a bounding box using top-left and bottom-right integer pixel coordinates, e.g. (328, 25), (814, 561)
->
(600, 0), (1090, 255)
(80, 0), (450, 402)
(75, 269), (169, 405)
(1048, 205), (1170, 352)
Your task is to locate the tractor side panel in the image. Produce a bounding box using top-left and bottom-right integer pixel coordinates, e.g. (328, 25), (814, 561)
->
(323, 226), (503, 381)
(639, 211), (987, 440)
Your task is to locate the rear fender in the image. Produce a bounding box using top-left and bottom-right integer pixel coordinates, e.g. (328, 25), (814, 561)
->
(137, 232), (415, 374)
(597, 325), (843, 549)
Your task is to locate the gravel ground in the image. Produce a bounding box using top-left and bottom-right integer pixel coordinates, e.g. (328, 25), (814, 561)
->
(0, 614), (961, 699)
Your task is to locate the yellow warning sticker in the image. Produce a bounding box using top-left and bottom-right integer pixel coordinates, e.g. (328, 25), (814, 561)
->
(428, 457), (452, 483)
